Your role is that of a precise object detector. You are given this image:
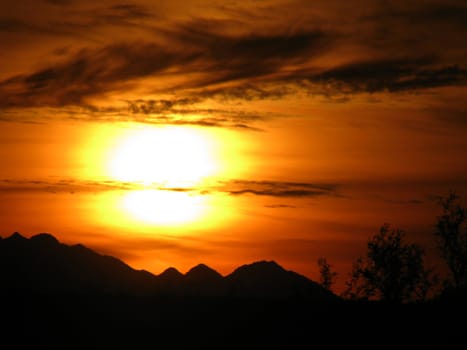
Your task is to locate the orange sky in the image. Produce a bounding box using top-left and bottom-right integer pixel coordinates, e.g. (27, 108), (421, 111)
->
(1, 0), (467, 293)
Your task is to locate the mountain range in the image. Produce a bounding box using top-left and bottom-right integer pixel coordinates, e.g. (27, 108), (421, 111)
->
(0, 232), (337, 301)
(1, 232), (461, 349)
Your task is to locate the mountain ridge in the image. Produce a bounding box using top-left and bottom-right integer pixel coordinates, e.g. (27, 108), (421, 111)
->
(0, 232), (339, 301)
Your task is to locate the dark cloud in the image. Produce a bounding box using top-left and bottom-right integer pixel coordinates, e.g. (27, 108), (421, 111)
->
(220, 180), (337, 198)
(0, 23), (326, 129)
(0, 178), (138, 194)
(309, 57), (466, 93)
(1, 32), (464, 113)
(0, 25), (330, 108)
(264, 204), (296, 208)
(0, 178), (191, 195)
(59, 102), (267, 130)
(164, 24), (332, 89)
(124, 98), (268, 130)
(0, 178), (337, 199)
(0, 17), (85, 38)
(0, 4), (466, 129)
(126, 97), (202, 114)
(0, 3), (154, 40)
(195, 83), (294, 101)
(0, 18), (34, 32)
(164, 17), (327, 61)
(363, 2), (467, 28)
(0, 43), (184, 107)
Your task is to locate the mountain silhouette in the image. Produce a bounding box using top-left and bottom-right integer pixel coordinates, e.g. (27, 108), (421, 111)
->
(156, 267), (185, 295)
(226, 260), (337, 300)
(0, 232), (157, 295)
(0, 232), (337, 301)
(184, 263), (226, 296)
(1, 233), (459, 349)
(159, 266), (184, 280)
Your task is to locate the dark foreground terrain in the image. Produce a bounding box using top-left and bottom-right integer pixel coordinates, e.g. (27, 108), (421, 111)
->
(1, 233), (465, 348)
(2, 293), (465, 349)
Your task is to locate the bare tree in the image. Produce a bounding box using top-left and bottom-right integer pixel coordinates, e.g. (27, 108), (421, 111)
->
(435, 191), (467, 289)
(317, 257), (337, 291)
(342, 223), (435, 303)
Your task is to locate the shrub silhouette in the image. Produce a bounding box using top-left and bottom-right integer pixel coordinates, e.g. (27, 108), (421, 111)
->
(317, 257), (337, 291)
(342, 223), (435, 303)
(435, 191), (467, 290)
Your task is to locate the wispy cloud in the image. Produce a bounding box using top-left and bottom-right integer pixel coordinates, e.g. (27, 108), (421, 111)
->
(0, 0), (466, 129)
(1, 31), (463, 105)
(220, 180), (336, 197)
(0, 26), (330, 108)
(0, 178), (137, 194)
(309, 57), (466, 93)
(264, 204), (296, 208)
(0, 2), (154, 37)
(0, 178), (338, 198)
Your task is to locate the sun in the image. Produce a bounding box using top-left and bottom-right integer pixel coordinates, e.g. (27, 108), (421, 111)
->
(122, 190), (207, 225)
(106, 126), (218, 226)
(108, 126), (217, 187)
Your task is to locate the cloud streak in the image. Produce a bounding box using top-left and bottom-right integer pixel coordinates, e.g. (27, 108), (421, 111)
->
(309, 57), (466, 93)
(1, 34), (464, 104)
(0, 26), (329, 107)
(0, 178), (337, 198)
(0, 1), (466, 129)
(221, 180), (336, 197)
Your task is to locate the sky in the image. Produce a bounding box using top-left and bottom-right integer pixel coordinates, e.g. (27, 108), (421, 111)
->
(1, 0), (467, 293)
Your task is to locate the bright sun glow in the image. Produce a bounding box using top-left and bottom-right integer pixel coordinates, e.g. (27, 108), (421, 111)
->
(107, 126), (218, 226)
(122, 190), (207, 225)
(108, 126), (217, 187)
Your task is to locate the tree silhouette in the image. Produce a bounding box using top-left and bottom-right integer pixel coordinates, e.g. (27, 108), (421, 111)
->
(435, 191), (467, 289)
(317, 257), (337, 291)
(342, 223), (434, 303)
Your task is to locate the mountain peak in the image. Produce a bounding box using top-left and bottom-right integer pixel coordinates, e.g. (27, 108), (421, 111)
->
(249, 260), (283, 269)
(159, 267), (183, 279)
(6, 232), (27, 242)
(188, 263), (211, 271)
(186, 263), (223, 279)
(30, 233), (59, 246)
(0, 232), (157, 295)
(230, 260), (285, 276)
(226, 260), (334, 299)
